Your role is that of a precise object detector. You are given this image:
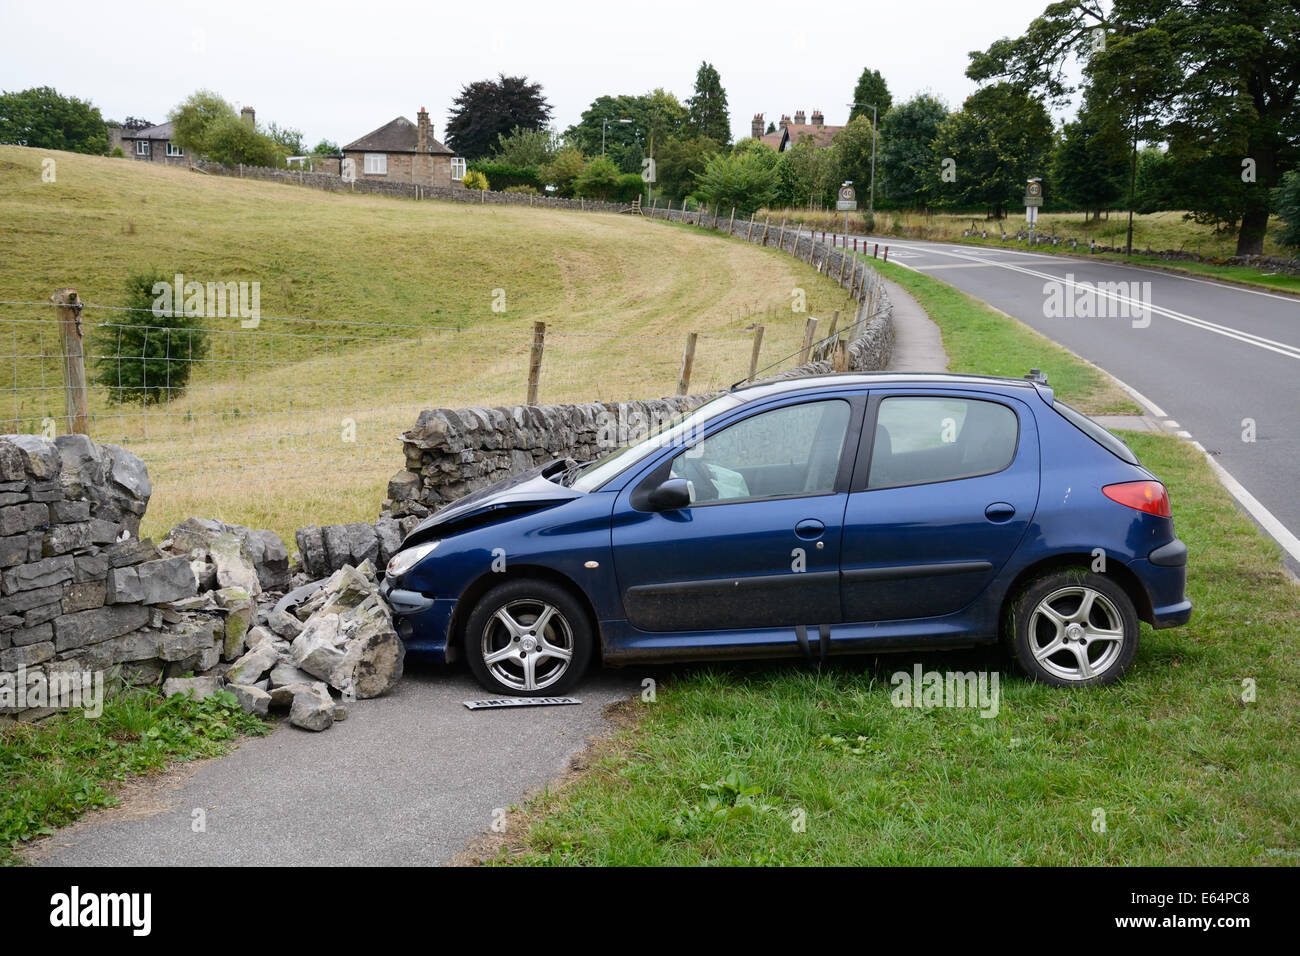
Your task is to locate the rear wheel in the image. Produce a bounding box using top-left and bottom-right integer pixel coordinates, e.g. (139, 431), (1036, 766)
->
(464, 579), (592, 696)
(1007, 570), (1139, 687)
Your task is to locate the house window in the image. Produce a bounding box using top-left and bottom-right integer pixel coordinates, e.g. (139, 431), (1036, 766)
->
(166, 143), (183, 157)
(135, 140), (149, 155)
(364, 153), (387, 175)
(450, 157), (466, 180)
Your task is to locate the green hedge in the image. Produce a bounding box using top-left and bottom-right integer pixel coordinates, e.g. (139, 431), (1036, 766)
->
(469, 161), (543, 192)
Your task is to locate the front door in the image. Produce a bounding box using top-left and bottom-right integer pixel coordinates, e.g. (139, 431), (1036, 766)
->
(612, 396), (862, 632)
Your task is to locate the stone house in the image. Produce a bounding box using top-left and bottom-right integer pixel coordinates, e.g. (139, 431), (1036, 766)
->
(341, 108), (464, 188)
(117, 121), (189, 166)
(752, 110), (843, 152)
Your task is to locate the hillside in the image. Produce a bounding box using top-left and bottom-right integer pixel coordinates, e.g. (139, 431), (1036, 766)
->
(0, 147), (856, 544)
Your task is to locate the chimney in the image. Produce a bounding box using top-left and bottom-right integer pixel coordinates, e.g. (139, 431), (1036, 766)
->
(417, 107), (429, 153)
(779, 114), (791, 130)
(793, 109), (806, 125)
(811, 109), (824, 126)
(240, 106), (255, 129)
(752, 113), (764, 139)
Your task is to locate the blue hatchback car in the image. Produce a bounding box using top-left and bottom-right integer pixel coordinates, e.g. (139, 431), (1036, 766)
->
(380, 372), (1191, 695)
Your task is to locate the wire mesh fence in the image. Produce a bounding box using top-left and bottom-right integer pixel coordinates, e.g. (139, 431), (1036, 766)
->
(1, 295), (824, 496)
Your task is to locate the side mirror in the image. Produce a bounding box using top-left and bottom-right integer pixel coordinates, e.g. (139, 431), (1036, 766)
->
(647, 477), (691, 511)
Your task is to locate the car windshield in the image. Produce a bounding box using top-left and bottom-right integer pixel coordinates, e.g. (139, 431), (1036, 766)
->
(571, 394), (745, 492)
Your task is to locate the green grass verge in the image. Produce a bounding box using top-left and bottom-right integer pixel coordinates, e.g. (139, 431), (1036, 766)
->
(0, 686), (271, 865)
(869, 257), (1140, 416)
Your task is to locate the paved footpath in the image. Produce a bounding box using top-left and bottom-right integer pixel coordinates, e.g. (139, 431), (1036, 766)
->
(29, 665), (640, 866)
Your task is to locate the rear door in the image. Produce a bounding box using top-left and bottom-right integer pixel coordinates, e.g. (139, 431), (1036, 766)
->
(611, 395), (864, 632)
(840, 390), (1039, 622)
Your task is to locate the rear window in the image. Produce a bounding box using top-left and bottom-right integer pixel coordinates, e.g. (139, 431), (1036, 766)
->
(1054, 400), (1139, 464)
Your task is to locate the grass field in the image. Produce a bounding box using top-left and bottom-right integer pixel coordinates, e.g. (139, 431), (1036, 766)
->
(0, 147), (855, 546)
(493, 251), (1299, 866)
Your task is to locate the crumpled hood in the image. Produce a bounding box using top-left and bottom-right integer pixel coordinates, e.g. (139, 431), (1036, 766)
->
(401, 459), (582, 547)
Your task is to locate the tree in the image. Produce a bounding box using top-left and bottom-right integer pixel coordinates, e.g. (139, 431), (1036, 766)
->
(0, 87), (108, 153)
(929, 83), (1054, 218)
(169, 90), (237, 154)
(445, 74), (552, 160)
(774, 141), (838, 208)
(850, 68), (892, 122)
(832, 115), (878, 202)
(1277, 170), (1300, 250)
(200, 113), (280, 167)
(1051, 99), (1127, 219)
(878, 94), (949, 208)
(312, 139), (340, 155)
(93, 270), (210, 405)
(967, 0), (1300, 255)
(492, 126), (558, 168)
(573, 157), (622, 200)
(121, 117), (153, 132)
(655, 134), (720, 202)
(541, 147), (589, 196)
(265, 122), (304, 158)
(687, 61), (731, 145)
(694, 151), (777, 216)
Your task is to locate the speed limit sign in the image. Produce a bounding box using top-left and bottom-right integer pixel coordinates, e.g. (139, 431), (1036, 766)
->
(837, 184), (857, 211)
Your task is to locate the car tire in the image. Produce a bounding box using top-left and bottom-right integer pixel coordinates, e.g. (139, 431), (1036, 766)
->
(1006, 569), (1139, 687)
(464, 579), (592, 696)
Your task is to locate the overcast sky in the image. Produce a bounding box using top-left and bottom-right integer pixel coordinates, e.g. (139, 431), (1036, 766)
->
(2, 0), (1073, 147)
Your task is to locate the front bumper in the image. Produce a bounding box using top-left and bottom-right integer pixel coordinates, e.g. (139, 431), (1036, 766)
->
(379, 576), (458, 661)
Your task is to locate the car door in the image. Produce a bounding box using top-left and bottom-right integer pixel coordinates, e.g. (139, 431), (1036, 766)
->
(840, 390), (1039, 622)
(611, 395), (864, 632)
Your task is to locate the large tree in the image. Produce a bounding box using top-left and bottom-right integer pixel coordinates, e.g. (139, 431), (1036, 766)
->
(687, 61), (731, 145)
(565, 90), (690, 166)
(445, 74), (552, 160)
(0, 86), (108, 154)
(878, 94), (950, 208)
(930, 83), (1054, 218)
(1052, 97), (1128, 219)
(967, 0), (1300, 255)
(850, 68), (893, 122)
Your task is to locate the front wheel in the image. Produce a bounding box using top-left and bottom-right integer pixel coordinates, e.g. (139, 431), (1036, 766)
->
(1006, 570), (1139, 687)
(464, 579), (592, 696)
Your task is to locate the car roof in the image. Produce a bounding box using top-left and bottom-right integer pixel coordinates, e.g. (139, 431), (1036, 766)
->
(730, 371), (1047, 403)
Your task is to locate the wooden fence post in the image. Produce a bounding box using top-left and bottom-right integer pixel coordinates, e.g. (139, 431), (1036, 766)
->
(826, 310), (840, 344)
(761, 216), (771, 246)
(798, 318), (818, 365)
(526, 321), (546, 405)
(747, 324), (764, 382)
(53, 288), (89, 435)
(839, 248), (848, 285)
(833, 339), (849, 372)
(778, 217), (786, 251)
(677, 332), (698, 396)
(728, 207), (736, 234)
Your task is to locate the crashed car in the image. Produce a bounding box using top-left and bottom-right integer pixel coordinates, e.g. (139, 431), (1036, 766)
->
(381, 372), (1190, 696)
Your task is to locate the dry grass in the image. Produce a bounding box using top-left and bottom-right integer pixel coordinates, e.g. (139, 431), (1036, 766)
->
(0, 147), (855, 547)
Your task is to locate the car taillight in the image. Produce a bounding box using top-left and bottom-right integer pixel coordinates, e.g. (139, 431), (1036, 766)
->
(1103, 480), (1171, 517)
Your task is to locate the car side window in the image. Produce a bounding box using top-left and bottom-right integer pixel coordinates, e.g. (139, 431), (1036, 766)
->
(669, 399), (852, 504)
(868, 396), (1018, 489)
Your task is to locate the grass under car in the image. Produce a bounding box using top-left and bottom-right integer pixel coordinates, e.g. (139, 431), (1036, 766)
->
(381, 371), (1190, 696)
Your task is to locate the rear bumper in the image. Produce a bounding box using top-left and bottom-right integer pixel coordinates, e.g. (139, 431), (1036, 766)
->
(1129, 545), (1192, 629)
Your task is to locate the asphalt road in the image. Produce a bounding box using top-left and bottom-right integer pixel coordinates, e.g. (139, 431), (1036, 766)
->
(30, 665), (640, 866)
(828, 233), (1300, 567)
